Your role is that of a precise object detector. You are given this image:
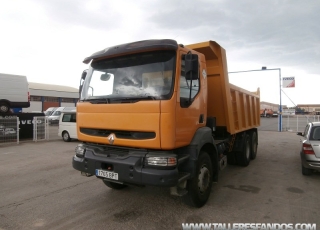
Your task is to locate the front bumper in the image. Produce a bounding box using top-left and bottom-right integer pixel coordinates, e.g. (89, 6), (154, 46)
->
(72, 144), (179, 187)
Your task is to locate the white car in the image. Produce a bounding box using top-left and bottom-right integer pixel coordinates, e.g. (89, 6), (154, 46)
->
(297, 122), (320, 175)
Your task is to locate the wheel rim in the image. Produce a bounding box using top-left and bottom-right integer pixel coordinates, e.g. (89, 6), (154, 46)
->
(198, 165), (210, 194)
(0, 105), (8, 112)
(63, 132), (69, 140)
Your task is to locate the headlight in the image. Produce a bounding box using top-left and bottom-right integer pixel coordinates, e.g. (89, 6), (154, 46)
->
(146, 156), (177, 167)
(75, 144), (86, 157)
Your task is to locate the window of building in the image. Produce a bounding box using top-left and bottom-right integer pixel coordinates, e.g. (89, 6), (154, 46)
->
(44, 97), (59, 102)
(30, 96), (42, 101)
(61, 98), (76, 103)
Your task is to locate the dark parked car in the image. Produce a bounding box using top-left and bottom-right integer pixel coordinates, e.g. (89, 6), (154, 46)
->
(297, 122), (320, 175)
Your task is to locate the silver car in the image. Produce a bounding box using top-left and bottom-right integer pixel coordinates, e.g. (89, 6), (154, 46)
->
(297, 122), (320, 175)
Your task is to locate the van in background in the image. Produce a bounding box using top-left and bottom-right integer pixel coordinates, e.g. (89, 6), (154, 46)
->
(0, 73), (30, 113)
(48, 107), (76, 125)
(58, 111), (77, 142)
(44, 107), (58, 116)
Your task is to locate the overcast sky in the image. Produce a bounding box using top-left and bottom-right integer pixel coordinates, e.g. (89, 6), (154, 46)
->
(1, 0), (319, 107)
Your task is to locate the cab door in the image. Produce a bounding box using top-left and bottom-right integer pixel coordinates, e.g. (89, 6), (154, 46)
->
(175, 50), (207, 147)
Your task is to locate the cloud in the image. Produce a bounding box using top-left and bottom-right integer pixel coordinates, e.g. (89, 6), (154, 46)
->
(0, 0), (319, 104)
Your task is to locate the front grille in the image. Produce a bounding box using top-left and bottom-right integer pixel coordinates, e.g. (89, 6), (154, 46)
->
(98, 146), (129, 157)
(80, 128), (156, 140)
(84, 143), (147, 158)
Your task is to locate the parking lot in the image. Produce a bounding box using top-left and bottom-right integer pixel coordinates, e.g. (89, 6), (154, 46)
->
(0, 130), (319, 230)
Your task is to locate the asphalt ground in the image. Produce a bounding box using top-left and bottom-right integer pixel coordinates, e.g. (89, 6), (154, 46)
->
(0, 131), (319, 230)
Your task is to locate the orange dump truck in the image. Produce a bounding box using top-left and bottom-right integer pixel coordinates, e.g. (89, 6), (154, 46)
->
(72, 39), (260, 207)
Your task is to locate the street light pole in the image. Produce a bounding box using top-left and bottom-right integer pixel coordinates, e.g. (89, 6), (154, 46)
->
(229, 67), (282, 132)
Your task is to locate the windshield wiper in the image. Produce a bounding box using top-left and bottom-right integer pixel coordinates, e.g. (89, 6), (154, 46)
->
(112, 95), (157, 102)
(83, 96), (157, 104)
(84, 98), (111, 104)
(125, 96), (156, 100)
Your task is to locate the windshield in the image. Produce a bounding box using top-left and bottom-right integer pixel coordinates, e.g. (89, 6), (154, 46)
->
(44, 111), (51, 116)
(80, 50), (176, 101)
(51, 111), (61, 116)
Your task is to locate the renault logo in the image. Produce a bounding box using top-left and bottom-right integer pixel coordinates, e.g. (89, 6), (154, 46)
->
(107, 134), (115, 145)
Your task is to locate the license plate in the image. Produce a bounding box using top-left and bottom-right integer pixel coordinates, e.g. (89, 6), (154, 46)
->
(95, 169), (118, 180)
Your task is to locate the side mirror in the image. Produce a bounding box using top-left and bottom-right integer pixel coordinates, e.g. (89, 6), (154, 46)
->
(79, 70), (88, 97)
(184, 53), (199, 80)
(81, 70), (87, 80)
(79, 85), (83, 97)
(296, 132), (303, 136)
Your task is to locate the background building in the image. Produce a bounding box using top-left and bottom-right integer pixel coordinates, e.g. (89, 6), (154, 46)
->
(260, 101), (282, 111)
(297, 104), (320, 114)
(23, 82), (78, 112)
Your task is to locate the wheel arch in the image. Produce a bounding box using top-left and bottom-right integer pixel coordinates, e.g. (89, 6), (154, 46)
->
(188, 127), (219, 180)
(200, 143), (219, 182)
(0, 100), (11, 109)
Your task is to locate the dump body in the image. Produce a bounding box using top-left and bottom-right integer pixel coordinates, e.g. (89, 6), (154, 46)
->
(186, 41), (260, 135)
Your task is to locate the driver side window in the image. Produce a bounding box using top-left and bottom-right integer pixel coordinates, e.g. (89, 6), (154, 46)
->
(179, 58), (200, 108)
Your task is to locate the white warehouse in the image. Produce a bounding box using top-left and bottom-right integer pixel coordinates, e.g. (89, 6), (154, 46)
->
(23, 82), (78, 112)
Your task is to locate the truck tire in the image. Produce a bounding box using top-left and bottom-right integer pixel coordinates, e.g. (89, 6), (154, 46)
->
(301, 164), (312, 176)
(103, 180), (127, 189)
(250, 131), (258, 160)
(62, 131), (71, 142)
(0, 103), (9, 113)
(183, 151), (213, 208)
(236, 134), (251, 167)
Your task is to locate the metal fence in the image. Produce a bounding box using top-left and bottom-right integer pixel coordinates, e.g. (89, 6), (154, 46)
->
(0, 117), (19, 144)
(33, 116), (49, 141)
(0, 116), (62, 145)
(283, 115), (320, 132)
(33, 116), (60, 141)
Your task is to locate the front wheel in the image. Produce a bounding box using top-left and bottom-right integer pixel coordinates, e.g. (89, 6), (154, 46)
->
(62, 131), (71, 142)
(183, 151), (213, 208)
(103, 180), (127, 190)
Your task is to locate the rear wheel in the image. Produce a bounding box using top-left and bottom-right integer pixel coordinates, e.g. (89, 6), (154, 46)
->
(250, 131), (258, 160)
(236, 134), (251, 167)
(103, 180), (127, 189)
(183, 151), (213, 208)
(0, 103), (9, 113)
(62, 131), (71, 142)
(301, 164), (312, 176)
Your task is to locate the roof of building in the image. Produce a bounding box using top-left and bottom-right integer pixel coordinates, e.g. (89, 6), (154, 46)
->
(29, 82), (78, 93)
